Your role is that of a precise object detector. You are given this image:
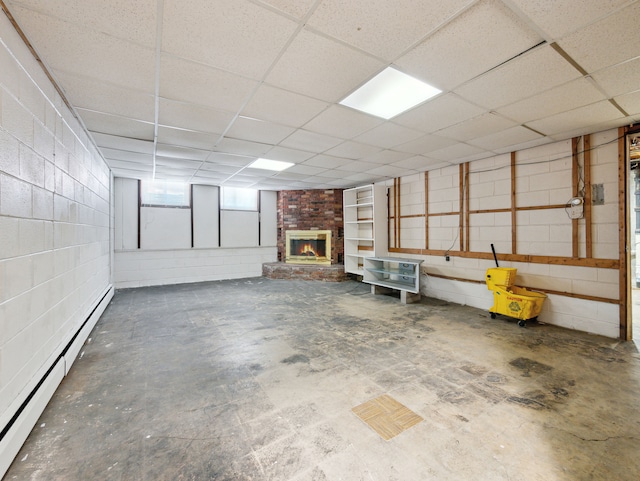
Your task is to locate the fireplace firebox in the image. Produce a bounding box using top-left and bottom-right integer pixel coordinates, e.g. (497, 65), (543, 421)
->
(285, 230), (331, 265)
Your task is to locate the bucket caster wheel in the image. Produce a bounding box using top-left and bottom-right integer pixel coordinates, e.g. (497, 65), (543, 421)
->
(490, 312), (496, 319)
(518, 320), (526, 327)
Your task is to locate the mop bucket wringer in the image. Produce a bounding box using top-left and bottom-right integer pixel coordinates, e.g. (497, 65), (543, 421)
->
(486, 267), (547, 327)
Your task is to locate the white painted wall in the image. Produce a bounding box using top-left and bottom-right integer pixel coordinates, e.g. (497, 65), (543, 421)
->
(113, 179), (277, 287)
(260, 190), (278, 246)
(114, 177), (137, 250)
(387, 131), (622, 338)
(140, 207), (191, 249)
(115, 247), (277, 288)
(193, 184), (219, 248)
(220, 210), (259, 247)
(0, 13), (113, 475)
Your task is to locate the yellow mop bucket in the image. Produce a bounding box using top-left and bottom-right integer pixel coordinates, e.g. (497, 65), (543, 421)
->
(486, 245), (546, 327)
(489, 285), (547, 325)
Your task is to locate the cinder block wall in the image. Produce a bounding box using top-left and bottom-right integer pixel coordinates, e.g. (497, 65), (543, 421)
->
(385, 131), (622, 338)
(0, 10), (112, 453)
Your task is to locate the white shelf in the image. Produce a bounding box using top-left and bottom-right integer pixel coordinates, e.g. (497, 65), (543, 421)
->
(363, 257), (423, 294)
(343, 184), (388, 275)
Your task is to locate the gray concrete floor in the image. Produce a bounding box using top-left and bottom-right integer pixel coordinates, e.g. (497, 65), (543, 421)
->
(6, 278), (640, 480)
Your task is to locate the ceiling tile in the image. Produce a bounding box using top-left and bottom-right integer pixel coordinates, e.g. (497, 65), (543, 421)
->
(428, 143), (487, 162)
(9, 6), (155, 92)
(100, 148), (153, 164)
(548, 116), (636, 142)
(206, 153), (255, 167)
(226, 117), (296, 145)
(192, 173), (225, 184)
(52, 71), (155, 121)
(591, 58), (640, 99)
(396, 0), (542, 90)
(527, 101), (624, 136)
(301, 155), (352, 169)
(155, 144), (209, 161)
(108, 158), (153, 171)
(324, 141), (382, 159)
(285, 164), (327, 176)
(78, 109), (154, 140)
(241, 84), (329, 127)
(353, 123), (424, 149)
(303, 105), (382, 139)
(312, 170), (343, 179)
(367, 164), (414, 177)
(215, 138), (271, 157)
(558, 2), (640, 72)
(437, 113), (516, 141)
(454, 45), (581, 110)
(307, 0), (474, 60)
(220, 179), (258, 188)
(615, 91), (640, 118)
(335, 161), (377, 173)
(160, 55), (258, 112)
(199, 163), (246, 174)
(467, 125), (543, 151)
(263, 146), (315, 163)
(279, 129), (343, 153)
(155, 158), (203, 169)
(162, 0), (298, 79)
(270, 171), (311, 181)
(7, 0), (158, 47)
(496, 77), (606, 124)
(92, 132), (154, 154)
(257, 0), (317, 19)
(156, 126), (219, 151)
(362, 150), (412, 165)
(265, 28), (385, 102)
(394, 93), (486, 133)
(328, 177), (372, 187)
(345, 172), (380, 183)
(394, 134), (457, 155)
(506, 0), (632, 39)
(158, 99), (234, 134)
(391, 155), (449, 171)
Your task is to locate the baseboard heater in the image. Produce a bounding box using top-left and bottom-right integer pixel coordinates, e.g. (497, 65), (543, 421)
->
(0, 285), (114, 477)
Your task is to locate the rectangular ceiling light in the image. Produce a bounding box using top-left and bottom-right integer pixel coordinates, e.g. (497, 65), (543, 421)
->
(248, 158), (294, 171)
(340, 67), (441, 119)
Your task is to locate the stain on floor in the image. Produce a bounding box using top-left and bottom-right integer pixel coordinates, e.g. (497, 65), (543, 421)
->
(5, 278), (640, 481)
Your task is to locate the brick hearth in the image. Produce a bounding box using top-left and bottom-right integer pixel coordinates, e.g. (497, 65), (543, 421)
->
(262, 262), (349, 282)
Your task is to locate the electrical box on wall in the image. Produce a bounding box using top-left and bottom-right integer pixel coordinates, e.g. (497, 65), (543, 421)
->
(592, 184), (604, 205)
(568, 197), (584, 219)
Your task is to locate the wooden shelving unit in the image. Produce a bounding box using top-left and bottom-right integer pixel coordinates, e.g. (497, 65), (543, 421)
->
(343, 184), (388, 275)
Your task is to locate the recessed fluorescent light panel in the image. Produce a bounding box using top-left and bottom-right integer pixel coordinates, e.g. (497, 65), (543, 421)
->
(248, 158), (294, 171)
(340, 67), (441, 119)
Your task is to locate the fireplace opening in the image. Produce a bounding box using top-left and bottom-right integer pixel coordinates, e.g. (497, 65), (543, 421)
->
(290, 239), (326, 258)
(285, 230), (331, 265)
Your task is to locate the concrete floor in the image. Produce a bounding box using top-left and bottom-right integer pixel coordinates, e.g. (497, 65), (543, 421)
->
(5, 278), (640, 480)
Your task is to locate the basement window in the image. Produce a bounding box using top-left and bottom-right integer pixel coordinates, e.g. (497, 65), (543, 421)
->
(221, 187), (258, 211)
(141, 180), (190, 207)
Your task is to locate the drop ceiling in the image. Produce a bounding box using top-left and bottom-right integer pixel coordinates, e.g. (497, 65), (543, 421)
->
(2, 0), (639, 190)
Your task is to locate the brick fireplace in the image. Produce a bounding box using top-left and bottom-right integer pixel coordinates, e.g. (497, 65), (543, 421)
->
(263, 189), (347, 281)
(276, 189), (344, 265)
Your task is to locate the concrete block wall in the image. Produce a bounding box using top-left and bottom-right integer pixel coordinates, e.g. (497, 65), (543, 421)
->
(113, 180), (278, 288)
(398, 173), (424, 250)
(115, 247), (277, 288)
(387, 130), (622, 338)
(0, 10), (112, 466)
